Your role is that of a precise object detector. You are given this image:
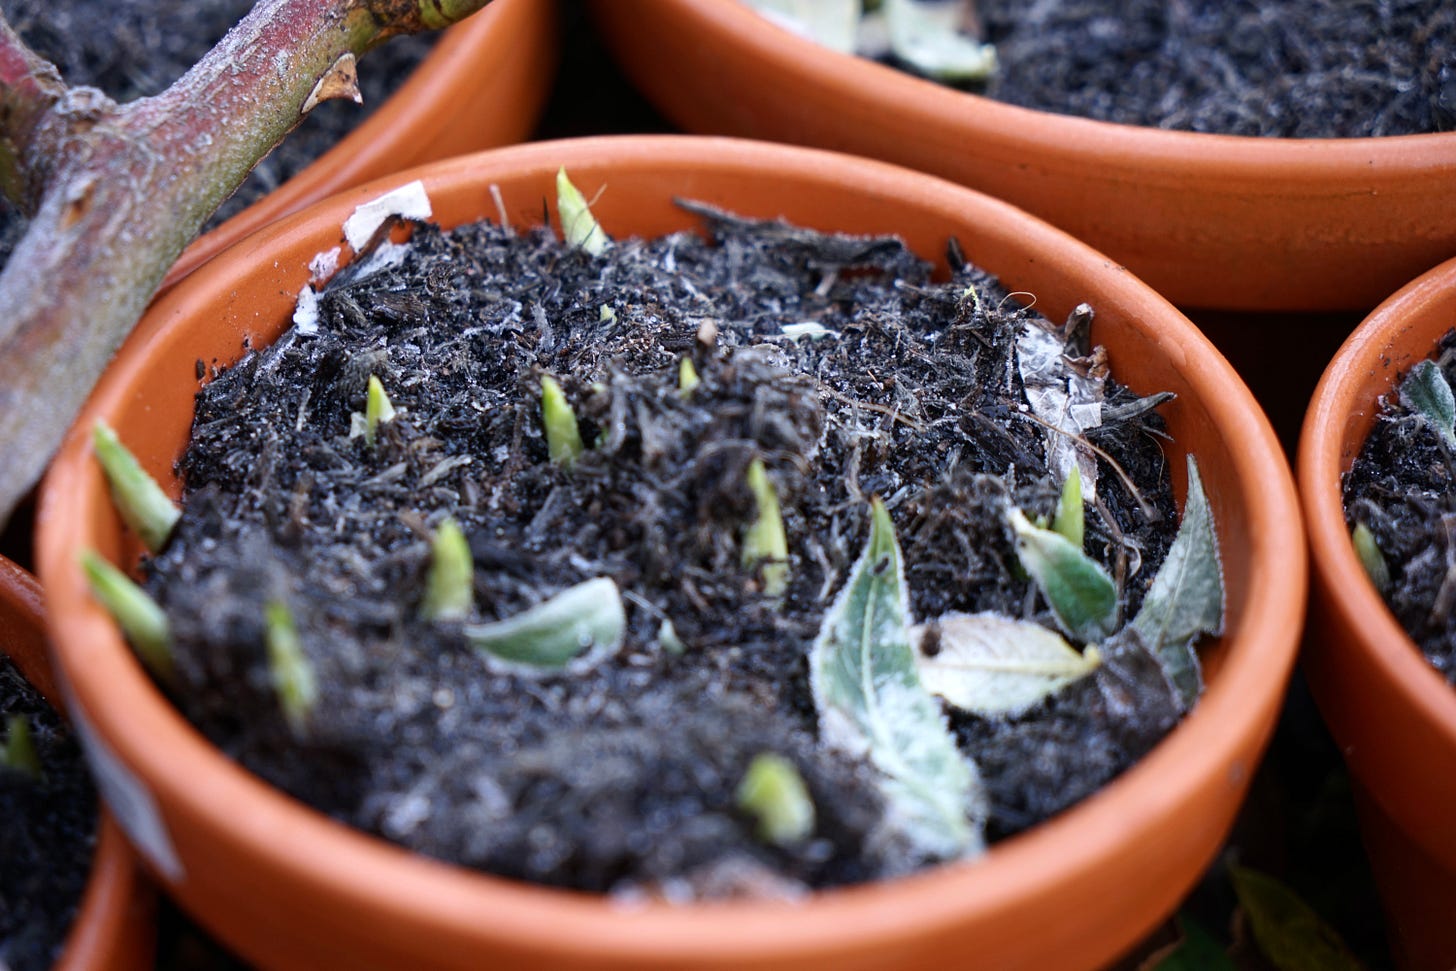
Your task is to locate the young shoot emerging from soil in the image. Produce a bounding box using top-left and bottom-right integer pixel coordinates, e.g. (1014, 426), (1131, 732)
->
(1345, 333), (1456, 685)
(100, 174), (1222, 898)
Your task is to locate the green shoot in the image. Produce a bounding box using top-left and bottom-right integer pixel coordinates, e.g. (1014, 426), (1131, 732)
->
(1, 715), (40, 778)
(265, 600), (317, 735)
(678, 356), (701, 398)
(1051, 466), (1084, 549)
(465, 577), (624, 670)
(92, 420), (180, 554)
(556, 167), (609, 257)
(599, 304), (617, 323)
(81, 549), (174, 684)
(658, 618), (686, 655)
(743, 458), (789, 596)
(421, 518), (474, 622)
(541, 375), (584, 468)
(1352, 522), (1390, 595)
(364, 374), (395, 447)
(736, 752), (816, 846)
(1009, 508), (1117, 643)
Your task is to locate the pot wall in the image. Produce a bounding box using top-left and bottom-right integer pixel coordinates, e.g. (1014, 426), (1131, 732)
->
(1299, 255), (1456, 971)
(38, 136), (1304, 971)
(0, 556), (154, 971)
(590, 0), (1456, 313)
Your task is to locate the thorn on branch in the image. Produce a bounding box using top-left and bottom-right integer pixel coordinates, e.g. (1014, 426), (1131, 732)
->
(303, 53), (362, 114)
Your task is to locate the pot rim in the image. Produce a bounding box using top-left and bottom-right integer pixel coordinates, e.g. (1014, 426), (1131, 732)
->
(1299, 256), (1456, 745)
(0, 555), (152, 971)
(672, 0), (1454, 172)
(38, 135), (1305, 964)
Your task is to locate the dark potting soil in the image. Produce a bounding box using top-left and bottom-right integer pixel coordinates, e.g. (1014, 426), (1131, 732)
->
(947, 0), (1456, 137)
(0, 0), (433, 265)
(0, 657), (98, 971)
(1344, 330), (1456, 685)
(145, 203), (1191, 896)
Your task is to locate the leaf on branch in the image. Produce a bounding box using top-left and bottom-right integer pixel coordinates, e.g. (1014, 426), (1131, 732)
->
(1130, 455), (1223, 709)
(1398, 359), (1456, 447)
(465, 577), (625, 672)
(912, 612), (1101, 717)
(810, 499), (985, 860)
(556, 167), (609, 256)
(1009, 507), (1118, 643)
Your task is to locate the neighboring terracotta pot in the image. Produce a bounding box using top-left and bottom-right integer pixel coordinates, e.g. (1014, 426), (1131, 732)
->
(1299, 255), (1456, 971)
(37, 136), (1304, 971)
(590, 0), (1456, 313)
(0, 556), (154, 971)
(160, 0), (557, 287)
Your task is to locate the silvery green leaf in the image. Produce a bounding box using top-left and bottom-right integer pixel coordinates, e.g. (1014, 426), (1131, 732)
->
(1131, 456), (1223, 707)
(744, 0), (859, 54)
(912, 612), (1102, 717)
(1016, 321), (1103, 500)
(555, 167), (610, 257)
(810, 499), (985, 860)
(1009, 508), (1118, 643)
(465, 577), (625, 671)
(1399, 359), (1456, 447)
(884, 0), (997, 82)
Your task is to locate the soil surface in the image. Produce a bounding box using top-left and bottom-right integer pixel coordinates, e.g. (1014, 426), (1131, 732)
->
(0, 0), (432, 264)
(0, 657), (97, 971)
(1344, 330), (1456, 684)
(147, 205), (1191, 896)
(945, 0), (1456, 137)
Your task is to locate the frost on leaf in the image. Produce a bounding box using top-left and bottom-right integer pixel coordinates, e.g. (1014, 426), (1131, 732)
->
(465, 577), (625, 673)
(1016, 321), (1103, 500)
(1399, 359), (1456, 447)
(810, 499), (985, 860)
(1009, 508), (1118, 643)
(913, 612), (1101, 717)
(1130, 456), (1223, 709)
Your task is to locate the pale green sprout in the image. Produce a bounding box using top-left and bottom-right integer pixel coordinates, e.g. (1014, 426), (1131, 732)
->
(556, 167), (609, 257)
(421, 518), (474, 622)
(1352, 522), (1390, 595)
(265, 600), (318, 735)
(541, 375), (584, 468)
(657, 618), (686, 655)
(1051, 465), (1084, 549)
(599, 304), (617, 323)
(678, 356), (701, 398)
(743, 458), (790, 596)
(736, 752), (816, 846)
(364, 374), (395, 447)
(92, 420), (180, 554)
(81, 549), (173, 684)
(1, 715), (40, 778)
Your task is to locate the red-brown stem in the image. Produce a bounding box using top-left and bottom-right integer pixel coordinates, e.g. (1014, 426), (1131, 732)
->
(0, 0), (491, 525)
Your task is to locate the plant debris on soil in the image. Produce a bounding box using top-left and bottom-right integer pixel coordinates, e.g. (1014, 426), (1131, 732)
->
(1344, 330), (1456, 685)
(143, 197), (1198, 897)
(809, 0), (1456, 137)
(0, 0), (433, 264)
(0, 657), (98, 971)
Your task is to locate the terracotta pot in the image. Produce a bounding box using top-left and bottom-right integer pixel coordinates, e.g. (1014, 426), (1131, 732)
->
(0, 555), (154, 971)
(589, 0), (1456, 313)
(1299, 255), (1456, 971)
(160, 0), (557, 287)
(37, 136), (1304, 971)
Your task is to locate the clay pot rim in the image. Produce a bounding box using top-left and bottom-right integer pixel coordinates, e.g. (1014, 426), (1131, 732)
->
(673, 0), (1452, 172)
(0, 556), (151, 971)
(1299, 256), (1456, 747)
(164, 0), (542, 286)
(39, 135), (1304, 963)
